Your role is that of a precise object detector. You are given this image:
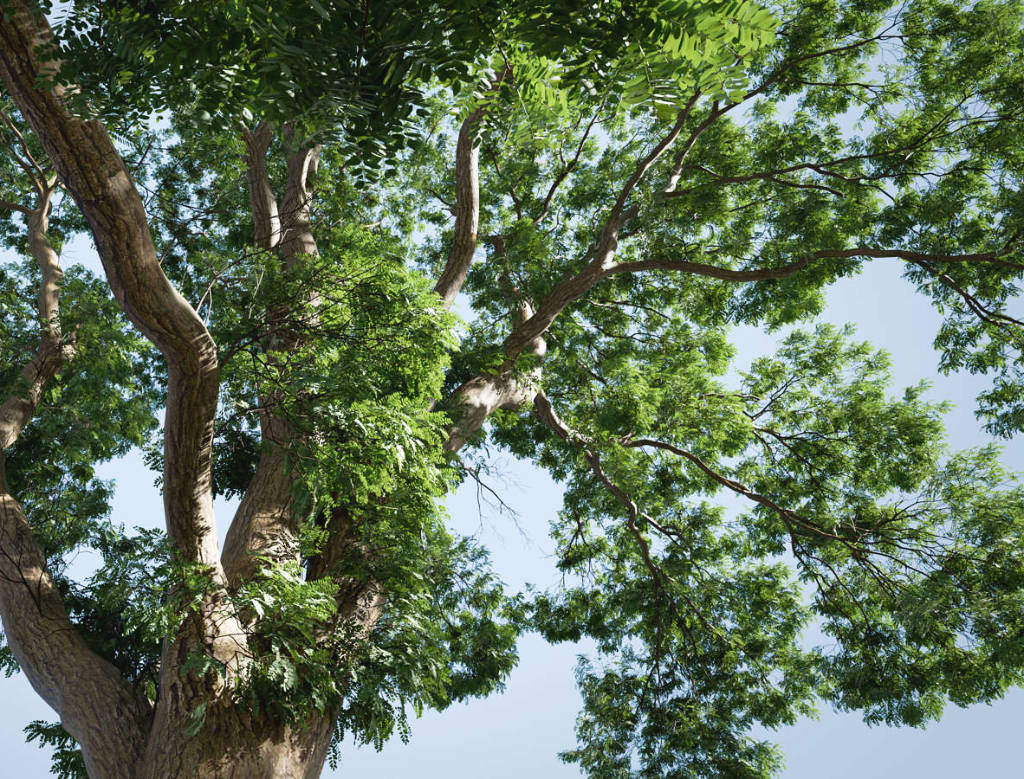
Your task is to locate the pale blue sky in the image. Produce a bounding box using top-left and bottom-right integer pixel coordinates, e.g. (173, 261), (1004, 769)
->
(0, 244), (1021, 777)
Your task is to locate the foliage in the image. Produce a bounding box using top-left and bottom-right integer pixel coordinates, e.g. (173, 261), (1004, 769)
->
(23, 721), (86, 779)
(0, 0), (1023, 777)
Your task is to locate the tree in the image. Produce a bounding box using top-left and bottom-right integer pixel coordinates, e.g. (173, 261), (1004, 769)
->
(0, 0), (1022, 776)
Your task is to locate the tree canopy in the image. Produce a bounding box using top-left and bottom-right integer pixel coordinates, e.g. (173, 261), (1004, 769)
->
(0, 0), (1023, 776)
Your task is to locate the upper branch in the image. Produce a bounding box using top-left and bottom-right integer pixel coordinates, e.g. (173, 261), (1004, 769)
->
(0, 1), (223, 566)
(0, 181), (67, 449)
(612, 243), (1024, 282)
(434, 68), (510, 306)
(222, 131), (322, 584)
(502, 107), (694, 358)
(242, 122), (281, 251)
(280, 128), (320, 265)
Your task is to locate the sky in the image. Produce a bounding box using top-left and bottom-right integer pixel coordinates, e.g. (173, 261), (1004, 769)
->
(1, 235), (1022, 777)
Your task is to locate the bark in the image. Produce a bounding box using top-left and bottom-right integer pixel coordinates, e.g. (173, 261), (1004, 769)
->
(433, 68), (510, 306)
(444, 291), (547, 452)
(0, 0), (224, 572)
(243, 123), (282, 252)
(0, 5), (254, 774)
(138, 702), (335, 778)
(2, 12), (533, 778)
(0, 183), (152, 777)
(222, 130), (321, 584)
(433, 106), (484, 306)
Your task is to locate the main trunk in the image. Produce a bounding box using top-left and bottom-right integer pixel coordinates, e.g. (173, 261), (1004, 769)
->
(135, 709), (336, 779)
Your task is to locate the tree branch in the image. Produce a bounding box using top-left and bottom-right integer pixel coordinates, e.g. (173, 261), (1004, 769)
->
(242, 121), (281, 251)
(434, 67), (510, 306)
(612, 244), (1024, 281)
(0, 0), (224, 569)
(0, 181), (150, 778)
(503, 106), (695, 359)
(0, 8), (252, 758)
(223, 132), (321, 584)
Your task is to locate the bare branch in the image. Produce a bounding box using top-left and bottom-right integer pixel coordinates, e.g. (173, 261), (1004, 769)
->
(434, 67), (511, 306)
(242, 121), (281, 251)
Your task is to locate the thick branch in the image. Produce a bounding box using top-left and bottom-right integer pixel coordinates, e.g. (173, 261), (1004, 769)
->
(242, 122), (281, 251)
(0, 489), (151, 777)
(0, 184), (149, 777)
(0, 182), (67, 449)
(443, 316), (545, 452)
(224, 133), (321, 583)
(445, 108), (697, 449)
(442, 234), (547, 452)
(434, 69), (509, 306)
(443, 365), (542, 453)
(280, 131), (320, 265)
(0, 1), (223, 568)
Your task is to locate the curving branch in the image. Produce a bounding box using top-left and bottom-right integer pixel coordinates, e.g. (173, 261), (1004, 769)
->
(0, 181), (151, 778)
(280, 128), (320, 266)
(503, 106), (695, 359)
(443, 295), (547, 453)
(223, 131), (322, 584)
(434, 67), (511, 306)
(0, 0), (224, 570)
(242, 121), (281, 252)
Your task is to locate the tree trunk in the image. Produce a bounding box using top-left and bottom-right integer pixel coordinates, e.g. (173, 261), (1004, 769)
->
(137, 708), (335, 779)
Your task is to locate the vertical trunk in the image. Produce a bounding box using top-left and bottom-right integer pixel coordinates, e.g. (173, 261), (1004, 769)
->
(138, 708), (335, 778)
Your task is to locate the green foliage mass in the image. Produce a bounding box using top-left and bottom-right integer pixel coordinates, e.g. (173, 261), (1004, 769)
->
(1, 0), (1024, 777)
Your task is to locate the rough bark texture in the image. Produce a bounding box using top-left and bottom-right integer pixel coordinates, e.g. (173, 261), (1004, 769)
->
(0, 4), (250, 775)
(0, 489), (154, 777)
(433, 67), (509, 307)
(0, 4), (658, 770)
(0, 181), (153, 778)
(222, 129), (321, 584)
